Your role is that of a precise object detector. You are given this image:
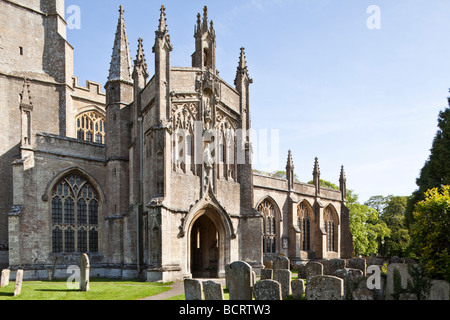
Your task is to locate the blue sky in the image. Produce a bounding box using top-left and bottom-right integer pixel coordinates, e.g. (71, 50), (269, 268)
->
(66, 0), (450, 202)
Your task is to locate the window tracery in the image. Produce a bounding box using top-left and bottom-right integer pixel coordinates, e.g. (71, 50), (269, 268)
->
(51, 173), (99, 253)
(76, 111), (106, 144)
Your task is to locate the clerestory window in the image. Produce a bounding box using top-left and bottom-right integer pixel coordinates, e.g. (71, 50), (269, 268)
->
(76, 111), (106, 144)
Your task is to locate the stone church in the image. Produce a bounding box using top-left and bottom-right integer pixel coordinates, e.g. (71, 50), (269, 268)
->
(0, 0), (353, 282)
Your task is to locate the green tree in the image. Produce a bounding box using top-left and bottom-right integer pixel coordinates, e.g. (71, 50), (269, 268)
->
(347, 191), (391, 256)
(380, 196), (411, 257)
(406, 106), (450, 227)
(411, 186), (450, 281)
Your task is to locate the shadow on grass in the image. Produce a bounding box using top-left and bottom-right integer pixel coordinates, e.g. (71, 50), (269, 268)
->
(0, 292), (14, 297)
(34, 289), (80, 293)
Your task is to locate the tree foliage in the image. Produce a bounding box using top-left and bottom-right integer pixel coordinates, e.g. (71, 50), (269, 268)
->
(347, 191), (390, 256)
(365, 195), (411, 257)
(406, 106), (450, 227)
(411, 186), (450, 281)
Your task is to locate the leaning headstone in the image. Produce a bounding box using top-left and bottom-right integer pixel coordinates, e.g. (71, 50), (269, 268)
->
(291, 279), (305, 300)
(203, 280), (223, 300)
(261, 269), (273, 280)
(348, 258), (367, 276)
(185, 279), (203, 300)
(226, 261), (253, 300)
(333, 268), (364, 300)
(306, 275), (344, 300)
(1, 269), (10, 288)
(254, 280), (282, 300)
(306, 261), (323, 282)
(80, 253), (90, 292)
(13, 270), (24, 297)
(273, 256), (290, 270)
(273, 269), (291, 299)
(425, 280), (449, 300)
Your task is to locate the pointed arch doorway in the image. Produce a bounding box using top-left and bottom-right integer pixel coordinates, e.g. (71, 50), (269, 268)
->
(187, 205), (232, 279)
(190, 214), (219, 278)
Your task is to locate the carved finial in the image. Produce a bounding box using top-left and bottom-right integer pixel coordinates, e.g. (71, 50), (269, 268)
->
(339, 165), (346, 182)
(339, 165), (347, 200)
(202, 6), (209, 32)
(134, 37), (149, 79)
(20, 78), (32, 107)
(286, 150), (294, 169)
(158, 5), (167, 33)
(313, 157), (320, 175)
(119, 5), (124, 16)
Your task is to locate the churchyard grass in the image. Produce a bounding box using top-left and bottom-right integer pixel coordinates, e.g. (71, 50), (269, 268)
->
(0, 279), (172, 300)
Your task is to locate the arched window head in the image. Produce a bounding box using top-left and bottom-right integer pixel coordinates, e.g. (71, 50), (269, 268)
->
(258, 199), (278, 254)
(51, 173), (100, 253)
(76, 111), (106, 144)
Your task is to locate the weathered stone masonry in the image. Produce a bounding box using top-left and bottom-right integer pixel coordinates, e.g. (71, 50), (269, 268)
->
(0, 0), (352, 281)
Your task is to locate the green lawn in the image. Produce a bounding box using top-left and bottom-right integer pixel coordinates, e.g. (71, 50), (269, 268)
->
(0, 279), (172, 300)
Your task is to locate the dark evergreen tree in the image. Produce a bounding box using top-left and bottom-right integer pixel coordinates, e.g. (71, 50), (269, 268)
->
(406, 104), (450, 227)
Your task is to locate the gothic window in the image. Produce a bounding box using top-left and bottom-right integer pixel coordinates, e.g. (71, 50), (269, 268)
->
(298, 202), (312, 251)
(258, 199), (278, 254)
(76, 111), (106, 144)
(324, 206), (338, 252)
(51, 173), (100, 253)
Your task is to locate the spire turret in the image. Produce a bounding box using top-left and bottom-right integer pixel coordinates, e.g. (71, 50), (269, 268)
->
(192, 6), (216, 70)
(107, 5), (133, 84)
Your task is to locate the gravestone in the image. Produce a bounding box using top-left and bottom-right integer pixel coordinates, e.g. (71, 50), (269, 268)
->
(291, 279), (305, 300)
(1, 269), (10, 288)
(254, 280), (282, 300)
(385, 263), (415, 300)
(203, 280), (224, 300)
(261, 269), (273, 280)
(185, 279), (203, 300)
(273, 256), (289, 270)
(333, 268), (364, 300)
(305, 275), (344, 300)
(426, 280), (449, 300)
(321, 259), (346, 275)
(226, 261), (253, 300)
(306, 261), (323, 282)
(273, 269), (291, 299)
(80, 253), (90, 292)
(13, 270), (24, 297)
(348, 258), (367, 276)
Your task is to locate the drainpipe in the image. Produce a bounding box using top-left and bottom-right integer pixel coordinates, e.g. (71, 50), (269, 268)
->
(137, 116), (144, 276)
